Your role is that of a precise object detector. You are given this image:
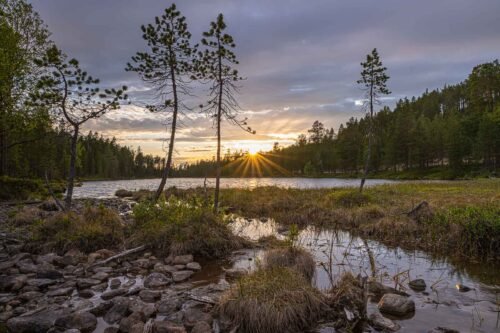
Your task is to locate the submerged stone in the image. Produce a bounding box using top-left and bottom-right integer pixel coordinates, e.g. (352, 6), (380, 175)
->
(378, 293), (415, 316)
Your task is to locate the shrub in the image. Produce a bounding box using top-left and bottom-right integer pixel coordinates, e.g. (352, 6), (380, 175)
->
(0, 176), (44, 201)
(218, 267), (325, 333)
(131, 197), (244, 257)
(31, 205), (124, 253)
(263, 247), (316, 282)
(11, 206), (45, 226)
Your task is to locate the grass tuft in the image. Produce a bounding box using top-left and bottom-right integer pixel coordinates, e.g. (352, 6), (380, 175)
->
(263, 247), (316, 282)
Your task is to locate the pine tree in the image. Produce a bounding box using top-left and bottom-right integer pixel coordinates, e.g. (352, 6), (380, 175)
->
(126, 4), (194, 201)
(357, 48), (390, 192)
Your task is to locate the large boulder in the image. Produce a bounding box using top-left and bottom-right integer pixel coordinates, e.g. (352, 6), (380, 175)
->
(378, 293), (415, 316)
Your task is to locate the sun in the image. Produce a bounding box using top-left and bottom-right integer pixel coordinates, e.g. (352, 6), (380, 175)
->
(247, 146), (259, 155)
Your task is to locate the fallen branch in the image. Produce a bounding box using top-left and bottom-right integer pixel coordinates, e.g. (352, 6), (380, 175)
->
(89, 245), (146, 268)
(44, 170), (65, 211)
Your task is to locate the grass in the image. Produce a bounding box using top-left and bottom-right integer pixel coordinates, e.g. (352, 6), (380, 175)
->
(218, 266), (325, 333)
(263, 247), (316, 282)
(29, 205), (125, 253)
(130, 196), (246, 258)
(161, 180), (499, 260)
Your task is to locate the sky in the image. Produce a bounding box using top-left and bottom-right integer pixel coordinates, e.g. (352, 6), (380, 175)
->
(31, 0), (500, 162)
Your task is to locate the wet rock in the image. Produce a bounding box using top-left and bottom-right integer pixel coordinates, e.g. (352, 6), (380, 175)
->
(47, 287), (74, 297)
(119, 311), (145, 333)
(0, 274), (27, 291)
(378, 293), (415, 316)
(156, 298), (182, 315)
(76, 278), (101, 289)
(154, 263), (178, 274)
(18, 291), (43, 302)
(89, 300), (113, 316)
(172, 270), (193, 283)
(17, 261), (38, 274)
(369, 312), (400, 331)
(456, 284), (471, 292)
(91, 271), (109, 281)
(368, 281), (408, 299)
(0, 260), (15, 270)
(93, 266), (113, 274)
(129, 299), (156, 318)
(36, 253), (61, 266)
(91, 282), (108, 292)
(186, 262), (201, 271)
(109, 278), (121, 289)
(144, 272), (171, 289)
(173, 255), (193, 265)
(132, 258), (152, 269)
(427, 327), (460, 333)
(54, 311), (97, 333)
(153, 321), (187, 333)
(130, 322), (145, 333)
(7, 307), (71, 333)
(191, 321), (212, 333)
(104, 297), (130, 324)
(409, 279), (426, 291)
(139, 289), (161, 303)
(78, 289), (94, 299)
(101, 288), (127, 300)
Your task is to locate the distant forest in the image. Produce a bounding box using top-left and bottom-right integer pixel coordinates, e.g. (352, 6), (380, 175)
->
(174, 61), (500, 178)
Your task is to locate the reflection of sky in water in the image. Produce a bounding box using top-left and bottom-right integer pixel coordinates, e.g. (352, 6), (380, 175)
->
(74, 177), (399, 198)
(229, 218), (500, 333)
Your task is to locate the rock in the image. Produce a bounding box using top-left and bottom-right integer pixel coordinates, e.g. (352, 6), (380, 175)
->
(78, 289), (94, 299)
(172, 270), (193, 283)
(186, 262), (201, 271)
(409, 279), (426, 291)
(153, 321), (187, 333)
(129, 299), (156, 318)
(154, 263), (178, 274)
(7, 308), (71, 333)
(130, 322), (145, 333)
(157, 298), (182, 315)
(369, 312), (400, 331)
(18, 291), (43, 302)
(224, 268), (248, 280)
(456, 284), (471, 292)
(172, 255), (193, 265)
(91, 271), (109, 281)
(144, 272), (171, 289)
(101, 288), (127, 300)
(104, 328), (119, 333)
(191, 321), (212, 333)
(119, 311), (145, 333)
(109, 278), (121, 289)
(115, 189), (133, 198)
(104, 297), (130, 324)
(54, 311), (97, 333)
(427, 327), (460, 333)
(47, 287), (74, 297)
(378, 293), (415, 316)
(36, 253), (61, 265)
(76, 278), (101, 289)
(183, 308), (212, 329)
(91, 282), (108, 292)
(26, 278), (57, 289)
(368, 281), (408, 299)
(17, 261), (38, 274)
(36, 268), (63, 280)
(139, 289), (161, 303)
(0, 274), (27, 291)
(89, 301), (113, 316)
(0, 260), (15, 270)
(132, 258), (152, 269)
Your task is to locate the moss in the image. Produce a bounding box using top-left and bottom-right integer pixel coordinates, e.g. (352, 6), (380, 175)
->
(218, 267), (325, 333)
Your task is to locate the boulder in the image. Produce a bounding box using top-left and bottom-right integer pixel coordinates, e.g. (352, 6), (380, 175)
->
(378, 293), (415, 316)
(139, 289), (161, 303)
(144, 272), (171, 289)
(172, 270), (193, 283)
(369, 312), (400, 331)
(409, 279), (426, 291)
(54, 311), (97, 333)
(186, 262), (201, 271)
(104, 297), (130, 324)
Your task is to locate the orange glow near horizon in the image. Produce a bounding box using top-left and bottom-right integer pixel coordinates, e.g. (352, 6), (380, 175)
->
(222, 151), (291, 177)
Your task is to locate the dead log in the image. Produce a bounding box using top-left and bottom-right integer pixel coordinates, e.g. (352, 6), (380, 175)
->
(89, 245), (146, 268)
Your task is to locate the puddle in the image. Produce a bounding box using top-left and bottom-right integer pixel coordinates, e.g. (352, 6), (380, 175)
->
(227, 217), (500, 333)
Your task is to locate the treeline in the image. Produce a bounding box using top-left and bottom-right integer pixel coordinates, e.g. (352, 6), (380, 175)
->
(174, 61), (500, 178)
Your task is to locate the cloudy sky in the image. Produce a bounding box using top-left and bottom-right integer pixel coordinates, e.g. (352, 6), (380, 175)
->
(31, 0), (500, 162)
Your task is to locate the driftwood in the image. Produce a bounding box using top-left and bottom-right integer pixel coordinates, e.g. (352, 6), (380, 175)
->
(188, 294), (217, 305)
(89, 245), (146, 268)
(44, 170), (65, 211)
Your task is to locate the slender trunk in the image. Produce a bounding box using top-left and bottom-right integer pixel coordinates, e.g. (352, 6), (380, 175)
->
(0, 127), (5, 177)
(154, 62), (178, 201)
(214, 41), (223, 214)
(359, 83), (374, 193)
(65, 125), (79, 210)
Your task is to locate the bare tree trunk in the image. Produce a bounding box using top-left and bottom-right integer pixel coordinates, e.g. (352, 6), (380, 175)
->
(65, 125), (79, 210)
(154, 64), (178, 202)
(359, 84), (374, 193)
(213, 41), (223, 214)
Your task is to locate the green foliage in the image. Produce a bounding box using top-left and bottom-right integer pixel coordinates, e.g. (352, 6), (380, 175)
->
(0, 176), (44, 200)
(30, 205), (124, 253)
(131, 197), (243, 257)
(328, 189), (372, 208)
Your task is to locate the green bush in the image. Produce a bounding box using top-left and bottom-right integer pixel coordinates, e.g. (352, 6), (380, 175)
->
(131, 197), (244, 257)
(0, 176), (65, 201)
(31, 205), (124, 253)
